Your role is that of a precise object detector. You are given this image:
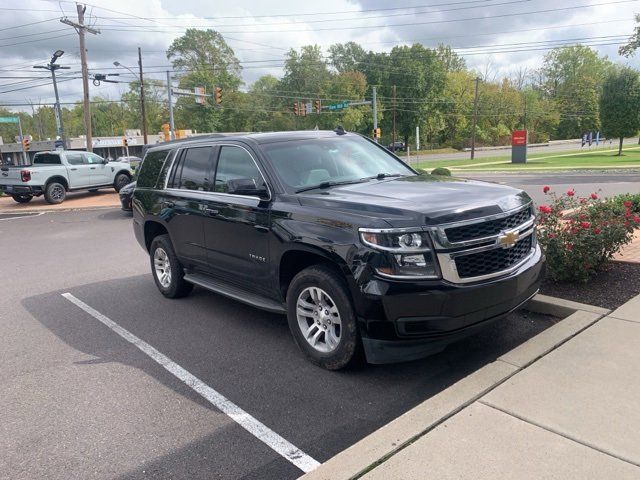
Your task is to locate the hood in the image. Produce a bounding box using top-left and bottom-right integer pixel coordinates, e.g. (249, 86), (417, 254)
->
(297, 174), (531, 227)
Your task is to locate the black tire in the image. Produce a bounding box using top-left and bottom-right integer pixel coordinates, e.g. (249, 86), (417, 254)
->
(114, 173), (130, 192)
(44, 182), (66, 204)
(286, 264), (360, 370)
(12, 194), (33, 203)
(149, 234), (193, 299)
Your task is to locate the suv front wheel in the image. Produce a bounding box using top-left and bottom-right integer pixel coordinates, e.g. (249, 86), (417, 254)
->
(149, 234), (194, 298)
(286, 265), (360, 370)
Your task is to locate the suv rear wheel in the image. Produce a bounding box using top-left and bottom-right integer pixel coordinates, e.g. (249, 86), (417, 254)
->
(149, 234), (194, 298)
(44, 182), (66, 204)
(12, 194), (33, 203)
(286, 264), (360, 370)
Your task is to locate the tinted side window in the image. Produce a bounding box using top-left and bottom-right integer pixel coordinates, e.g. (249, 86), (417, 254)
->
(33, 153), (61, 165)
(66, 153), (85, 165)
(214, 146), (263, 193)
(137, 150), (169, 188)
(177, 147), (213, 191)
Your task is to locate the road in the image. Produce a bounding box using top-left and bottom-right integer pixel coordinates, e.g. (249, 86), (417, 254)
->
(1, 208), (555, 480)
(460, 172), (640, 206)
(408, 136), (639, 163)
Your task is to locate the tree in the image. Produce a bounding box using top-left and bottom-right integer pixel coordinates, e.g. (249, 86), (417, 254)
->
(121, 79), (168, 134)
(619, 14), (640, 57)
(599, 67), (640, 155)
(540, 45), (612, 139)
(167, 29), (243, 132)
(281, 45), (331, 97)
(435, 44), (466, 72)
(328, 42), (366, 73)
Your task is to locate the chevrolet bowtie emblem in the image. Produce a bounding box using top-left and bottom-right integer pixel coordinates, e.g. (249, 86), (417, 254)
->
(497, 230), (520, 249)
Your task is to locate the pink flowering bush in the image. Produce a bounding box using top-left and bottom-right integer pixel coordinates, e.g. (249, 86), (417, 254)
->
(537, 187), (639, 282)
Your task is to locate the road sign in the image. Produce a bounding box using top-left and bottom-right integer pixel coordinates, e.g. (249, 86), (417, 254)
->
(195, 86), (206, 105)
(327, 101), (350, 111)
(0, 116), (19, 124)
(171, 87), (193, 96)
(305, 102), (312, 115)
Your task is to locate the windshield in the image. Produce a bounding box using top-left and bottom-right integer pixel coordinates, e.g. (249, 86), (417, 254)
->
(261, 134), (414, 191)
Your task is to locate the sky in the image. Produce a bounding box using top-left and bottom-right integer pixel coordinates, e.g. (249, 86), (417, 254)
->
(0, 0), (637, 110)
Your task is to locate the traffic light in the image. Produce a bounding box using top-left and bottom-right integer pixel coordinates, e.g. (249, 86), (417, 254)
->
(22, 138), (30, 151)
(315, 99), (321, 114)
(373, 127), (381, 139)
(214, 86), (222, 105)
(161, 123), (170, 142)
(122, 137), (129, 147)
(293, 101), (299, 116)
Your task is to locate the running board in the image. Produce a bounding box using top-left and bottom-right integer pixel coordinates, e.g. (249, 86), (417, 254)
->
(183, 273), (286, 314)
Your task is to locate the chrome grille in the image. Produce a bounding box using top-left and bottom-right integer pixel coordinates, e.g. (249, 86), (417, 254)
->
(454, 235), (533, 279)
(445, 207), (531, 243)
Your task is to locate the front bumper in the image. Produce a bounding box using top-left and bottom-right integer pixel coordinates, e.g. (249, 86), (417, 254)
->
(0, 184), (43, 195)
(358, 245), (545, 364)
(119, 193), (133, 211)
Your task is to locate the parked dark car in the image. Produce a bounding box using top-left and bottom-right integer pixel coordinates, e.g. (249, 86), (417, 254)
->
(387, 141), (405, 152)
(132, 130), (545, 370)
(119, 180), (136, 212)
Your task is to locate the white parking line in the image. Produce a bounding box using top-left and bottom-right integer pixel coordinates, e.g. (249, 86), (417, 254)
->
(61, 292), (321, 473)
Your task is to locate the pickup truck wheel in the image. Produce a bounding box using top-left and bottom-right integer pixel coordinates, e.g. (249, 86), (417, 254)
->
(287, 265), (360, 370)
(149, 234), (193, 298)
(114, 174), (130, 192)
(12, 194), (33, 203)
(44, 182), (66, 204)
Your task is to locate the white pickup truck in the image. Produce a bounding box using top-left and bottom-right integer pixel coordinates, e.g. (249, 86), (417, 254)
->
(0, 150), (133, 204)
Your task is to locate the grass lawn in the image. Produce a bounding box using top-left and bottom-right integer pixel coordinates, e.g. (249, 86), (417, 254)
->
(414, 145), (640, 172)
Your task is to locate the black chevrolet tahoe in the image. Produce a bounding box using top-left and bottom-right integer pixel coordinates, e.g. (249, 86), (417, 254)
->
(132, 130), (545, 370)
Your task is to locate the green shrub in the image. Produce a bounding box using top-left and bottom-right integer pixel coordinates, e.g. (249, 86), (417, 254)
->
(537, 188), (640, 283)
(431, 167), (452, 176)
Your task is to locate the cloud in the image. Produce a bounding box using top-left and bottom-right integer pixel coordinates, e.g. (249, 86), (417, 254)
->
(0, 0), (636, 109)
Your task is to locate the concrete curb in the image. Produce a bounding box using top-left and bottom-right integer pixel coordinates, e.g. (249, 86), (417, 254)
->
(300, 295), (607, 480)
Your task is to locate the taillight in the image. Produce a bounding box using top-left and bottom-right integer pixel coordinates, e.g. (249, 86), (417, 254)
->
(21, 170), (31, 182)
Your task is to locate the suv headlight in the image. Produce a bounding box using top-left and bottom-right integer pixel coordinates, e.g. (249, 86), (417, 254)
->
(359, 228), (440, 278)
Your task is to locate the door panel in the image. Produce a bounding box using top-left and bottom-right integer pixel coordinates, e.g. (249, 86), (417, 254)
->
(163, 147), (215, 266)
(203, 145), (271, 292)
(85, 153), (110, 185)
(65, 152), (92, 188)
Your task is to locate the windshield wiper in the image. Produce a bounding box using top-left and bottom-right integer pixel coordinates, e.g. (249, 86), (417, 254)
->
(366, 173), (406, 180)
(295, 179), (368, 193)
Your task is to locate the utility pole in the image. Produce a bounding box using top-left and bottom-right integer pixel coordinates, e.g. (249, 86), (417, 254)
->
(138, 47), (148, 144)
(61, 4), (100, 152)
(392, 85), (397, 149)
(372, 86), (378, 143)
(470, 77), (480, 160)
(167, 71), (175, 140)
(33, 50), (69, 145)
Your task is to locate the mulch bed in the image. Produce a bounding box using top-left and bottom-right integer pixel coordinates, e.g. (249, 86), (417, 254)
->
(540, 261), (640, 310)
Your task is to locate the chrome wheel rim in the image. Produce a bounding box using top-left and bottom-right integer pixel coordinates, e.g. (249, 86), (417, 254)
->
(296, 287), (342, 353)
(153, 247), (172, 288)
(51, 185), (64, 200)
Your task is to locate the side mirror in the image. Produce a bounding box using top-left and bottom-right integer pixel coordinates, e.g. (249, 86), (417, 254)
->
(102, 158), (109, 164)
(227, 178), (269, 198)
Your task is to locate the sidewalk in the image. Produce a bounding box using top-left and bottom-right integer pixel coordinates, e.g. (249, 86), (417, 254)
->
(0, 190), (119, 212)
(615, 230), (640, 263)
(303, 294), (640, 479)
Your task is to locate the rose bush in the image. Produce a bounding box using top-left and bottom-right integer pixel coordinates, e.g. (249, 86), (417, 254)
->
(537, 188), (639, 282)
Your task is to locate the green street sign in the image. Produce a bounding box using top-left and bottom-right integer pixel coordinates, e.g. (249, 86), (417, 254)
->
(0, 116), (19, 124)
(327, 101), (350, 111)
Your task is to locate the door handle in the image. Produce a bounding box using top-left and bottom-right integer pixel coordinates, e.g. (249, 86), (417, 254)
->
(70, 168), (77, 171)
(254, 225), (269, 233)
(90, 167), (96, 170)
(205, 208), (219, 216)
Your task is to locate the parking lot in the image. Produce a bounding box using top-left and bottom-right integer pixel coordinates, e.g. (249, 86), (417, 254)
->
(1, 208), (556, 479)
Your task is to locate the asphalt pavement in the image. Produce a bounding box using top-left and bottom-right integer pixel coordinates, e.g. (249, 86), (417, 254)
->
(1, 208), (557, 479)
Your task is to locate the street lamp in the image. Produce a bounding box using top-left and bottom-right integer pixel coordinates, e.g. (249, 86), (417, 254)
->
(34, 50), (69, 145)
(113, 49), (147, 144)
